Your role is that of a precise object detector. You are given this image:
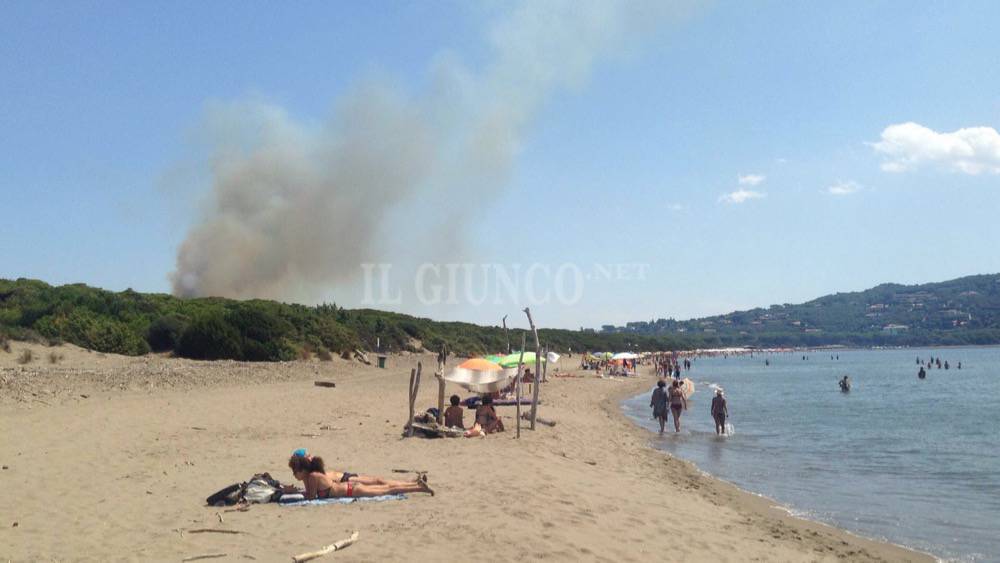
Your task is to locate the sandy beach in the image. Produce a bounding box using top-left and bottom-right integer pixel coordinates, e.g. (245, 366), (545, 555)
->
(1, 342), (932, 562)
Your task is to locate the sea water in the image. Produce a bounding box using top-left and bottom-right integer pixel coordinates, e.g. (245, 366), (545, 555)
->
(621, 347), (1000, 562)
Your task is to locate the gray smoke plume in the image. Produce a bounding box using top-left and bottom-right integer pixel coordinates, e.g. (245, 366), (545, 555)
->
(171, 0), (696, 301)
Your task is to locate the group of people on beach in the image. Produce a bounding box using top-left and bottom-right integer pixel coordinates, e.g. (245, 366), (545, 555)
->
(649, 379), (728, 435)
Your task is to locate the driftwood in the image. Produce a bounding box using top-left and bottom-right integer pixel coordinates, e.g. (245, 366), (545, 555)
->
(502, 315), (510, 354)
(405, 363), (422, 437)
(524, 307), (541, 430)
(521, 412), (556, 427)
(182, 554), (227, 562)
(434, 345), (446, 425)
(313, 381), (336, 388)
(292, 530), (360, 563)
(353, 349), (371, 364)
(186, 528), (243, 535)
(391, 468), (428, 474)
(515, 334), (526, 439)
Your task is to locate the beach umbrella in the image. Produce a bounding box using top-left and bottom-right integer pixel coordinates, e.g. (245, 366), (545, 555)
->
(611, 352), (639, 360)
(482, 354), (503, 363)
(498, 351), (545, 369)
(444, 358), (514, 393)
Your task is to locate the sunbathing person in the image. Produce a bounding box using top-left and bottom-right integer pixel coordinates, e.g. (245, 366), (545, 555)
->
(288, 455), (434, 498)
(290, 448), (418, 487)
(444, 394), (465, 429)
(475, 395), (505, 434)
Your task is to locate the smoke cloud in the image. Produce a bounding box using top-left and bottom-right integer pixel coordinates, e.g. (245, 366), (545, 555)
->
(171, 0), (695, 302)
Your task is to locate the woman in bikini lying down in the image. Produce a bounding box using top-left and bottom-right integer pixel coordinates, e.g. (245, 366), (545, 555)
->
(288, 454), (434, 499)
(290, 448), (406, 486)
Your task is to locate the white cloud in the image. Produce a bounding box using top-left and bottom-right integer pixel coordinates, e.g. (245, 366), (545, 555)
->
(738, 173), (766, 186)
(872, 122), (1000, 175)
(827, 181), (862, 196)
(666, 203), (686, 212)
(718, 189), (765, 204)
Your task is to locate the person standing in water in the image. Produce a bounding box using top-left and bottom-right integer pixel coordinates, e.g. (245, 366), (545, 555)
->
(711, 389), (728, 435)
(918, 366), (927, 379)
(839, 376), (851, 392)
(668, 380), (687, 432)
(650, 380), (669, 434)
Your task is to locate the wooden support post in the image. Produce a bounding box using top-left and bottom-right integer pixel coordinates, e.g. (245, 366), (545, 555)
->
(515, 333), (526, 439)
(502, 315), (511, 354)
(435, 346), (449, 425)
(406, 368), (416, 437)
(542, 345), (549, 383)
(524, 307), (541, 430)
(406, 362), (422, 437)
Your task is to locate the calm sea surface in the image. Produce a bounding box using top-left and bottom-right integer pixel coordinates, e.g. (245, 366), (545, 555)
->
(621, 347), (1000, 562)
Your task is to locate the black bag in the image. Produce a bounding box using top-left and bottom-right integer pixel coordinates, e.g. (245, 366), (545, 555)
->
(206, 483), (242, 506)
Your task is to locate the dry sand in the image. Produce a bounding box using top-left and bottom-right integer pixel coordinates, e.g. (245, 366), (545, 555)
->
(1, 342), (932, 562)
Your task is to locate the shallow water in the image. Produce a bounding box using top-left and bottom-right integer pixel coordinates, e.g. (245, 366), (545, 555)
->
(622, 347), (1000, 562)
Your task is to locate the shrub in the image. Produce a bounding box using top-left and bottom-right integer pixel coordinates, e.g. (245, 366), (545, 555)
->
(177, 312), (242, 360)
(0, 335), (9, 353)
(317, 348), (333, 361)
(48, 351), (62, 364)
(18, 349), (33, 364)
(146, 315), (187, 352)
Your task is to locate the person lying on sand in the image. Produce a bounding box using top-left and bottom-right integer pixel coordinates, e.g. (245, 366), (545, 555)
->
(289, 448), (412, 487)
(287, 454), (434, 498)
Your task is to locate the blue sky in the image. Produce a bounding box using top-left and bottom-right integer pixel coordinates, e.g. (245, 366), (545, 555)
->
(2, 1), (999, 329)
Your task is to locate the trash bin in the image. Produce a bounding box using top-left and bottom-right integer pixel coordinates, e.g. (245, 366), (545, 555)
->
(377, 355), (387, 369)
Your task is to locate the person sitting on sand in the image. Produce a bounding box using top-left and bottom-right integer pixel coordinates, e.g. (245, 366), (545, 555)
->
(444, 394), (465, 429)
(287, 454), (433, 499)
(650, 379), (669, 434)
(668, 380), (687, 432)
(475, 395), (505, 434)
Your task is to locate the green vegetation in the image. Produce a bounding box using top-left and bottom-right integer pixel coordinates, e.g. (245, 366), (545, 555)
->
(5, 274), (998, 361)
(0, 278), (692, 361)
(608, 274), (1000, 347)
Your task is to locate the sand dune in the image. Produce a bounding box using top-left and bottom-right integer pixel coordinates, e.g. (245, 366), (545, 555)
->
(1, 343), (930, 561)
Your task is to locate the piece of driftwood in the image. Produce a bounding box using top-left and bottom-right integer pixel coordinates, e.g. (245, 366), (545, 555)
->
(515, 334), (526, 439)
(524, 307), (541, 430)
(186, 528), (243, 535)
(405, 363), (422, 437)
(292, 530), (360, 563)
(313, 381), (336, 388)
(353, 349), (370, 365)
(391, 468), (428, 474)
(182, 554), (227, 562)
(521, 412), (556, 427)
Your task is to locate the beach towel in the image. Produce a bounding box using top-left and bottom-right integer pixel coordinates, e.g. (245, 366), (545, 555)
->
(279, 494), (406, 507)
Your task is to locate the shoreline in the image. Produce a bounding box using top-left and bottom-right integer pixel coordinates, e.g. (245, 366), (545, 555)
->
(0, 345), (936, 561)
(606, 377), (938, 562)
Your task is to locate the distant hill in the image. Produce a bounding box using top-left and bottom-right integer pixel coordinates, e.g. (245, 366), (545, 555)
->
(603, 274), (1000, 347)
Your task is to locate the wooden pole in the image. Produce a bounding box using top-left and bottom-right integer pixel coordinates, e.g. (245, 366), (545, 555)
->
(406, 362), (422, 437)
(435, 346), (448, 425)
(524, 308), (541, 430)
(515, 333), (526, 439)
(542, 345), (549, 383)
(406, 368), (416, 437)
(502, 315), (511, 354)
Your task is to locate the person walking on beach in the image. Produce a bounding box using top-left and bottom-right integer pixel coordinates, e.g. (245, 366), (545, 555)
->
(711, 389), (728, 435)
(668, 380), (687, 432)
(650, 380), (669, 434)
